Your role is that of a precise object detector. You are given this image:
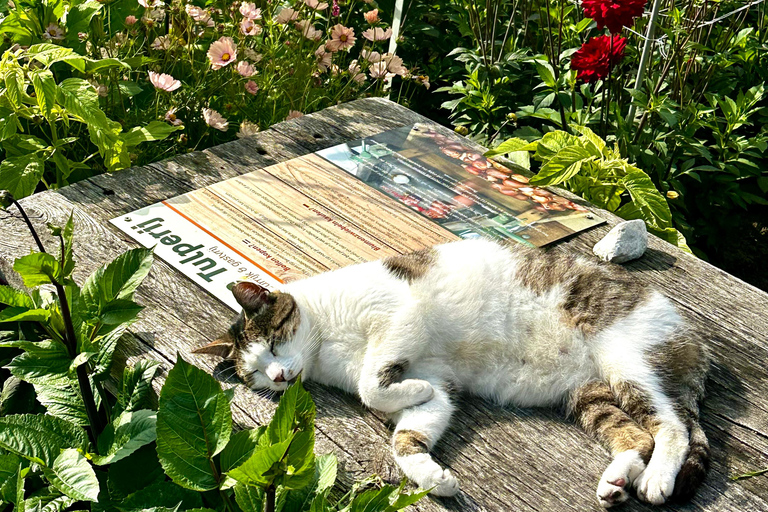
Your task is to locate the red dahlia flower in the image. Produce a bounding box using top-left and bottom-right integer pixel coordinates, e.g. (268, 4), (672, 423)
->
(583, 0), (647, 34)
(570, 34), (627, 83)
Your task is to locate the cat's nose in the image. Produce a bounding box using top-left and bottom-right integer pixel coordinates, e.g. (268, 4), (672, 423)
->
(273, 370), (285, 383)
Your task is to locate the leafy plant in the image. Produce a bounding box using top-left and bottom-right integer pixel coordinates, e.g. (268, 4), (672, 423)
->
(0, 191), (427, 512)
(488, 126), (687, 248)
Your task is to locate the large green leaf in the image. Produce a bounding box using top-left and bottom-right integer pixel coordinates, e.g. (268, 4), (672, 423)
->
(57, 78), (127, 171)
(0, 154), (45, 201)
(46, 449), (100, 502)
(13, 253), (61, 287)
(92, 409), (157, 465)
(0, 307), (49, 323)
(33, 376), (89, 425)
(280, 453), (337, 512)
(80, 248), (153, 323)
(156, 356), (232, 491)
(89, 322), (129, 380)
(533, 131), (580, 161)
(530, 145), (594, 186)
(0, 414), (88, 466)
(226, 437), (293, 487)
(106, 444), (164, 499)
(220, 428), (265, 475)
(3, 340), (71, 383)
(621, 166), (673, 229)
(121, 122), (183, 147)
(0, 453), (22, 504)
(26, 44), (86, 72)
(31, 70), (57, 120)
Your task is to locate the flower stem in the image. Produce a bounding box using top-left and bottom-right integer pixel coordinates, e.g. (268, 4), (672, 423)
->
(265, 485), (276, 512)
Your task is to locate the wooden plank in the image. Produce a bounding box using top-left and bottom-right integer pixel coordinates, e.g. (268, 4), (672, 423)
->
(1, 98), (767, 511)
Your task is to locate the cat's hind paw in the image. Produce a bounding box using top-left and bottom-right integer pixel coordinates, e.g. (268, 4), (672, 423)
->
(635, 465), (676, 505)
(597, 478), (628, 508)
(596, 450), (646, 508)
(422, 468), (460, 497)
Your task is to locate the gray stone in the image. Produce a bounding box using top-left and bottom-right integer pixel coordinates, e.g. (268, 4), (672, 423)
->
(593, 219), (648, 263)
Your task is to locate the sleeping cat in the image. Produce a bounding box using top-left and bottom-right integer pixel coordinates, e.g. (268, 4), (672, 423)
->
(194, 238), (710, 508)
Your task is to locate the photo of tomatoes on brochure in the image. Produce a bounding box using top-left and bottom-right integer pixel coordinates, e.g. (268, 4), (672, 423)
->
(315, 124), (604, 247)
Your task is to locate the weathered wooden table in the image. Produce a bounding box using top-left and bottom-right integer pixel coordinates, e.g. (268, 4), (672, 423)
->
(2, 98), (768, 511)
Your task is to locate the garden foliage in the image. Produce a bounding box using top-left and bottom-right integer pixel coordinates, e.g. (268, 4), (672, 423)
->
(0, 0), (426, 200)
(0, 196), (427, 512)
(394, 0), (767, 264)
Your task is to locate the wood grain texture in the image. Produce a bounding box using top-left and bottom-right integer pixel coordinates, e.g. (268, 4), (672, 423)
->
(1, 98), (767, 511)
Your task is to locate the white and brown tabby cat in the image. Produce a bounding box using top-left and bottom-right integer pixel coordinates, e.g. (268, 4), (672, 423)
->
(194, 238), (710, 508)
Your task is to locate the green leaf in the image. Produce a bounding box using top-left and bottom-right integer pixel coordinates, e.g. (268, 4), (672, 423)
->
(3, 340), (71, 382)
(121, 122), (182, 147)
(226, 437), (293, 487)
(13, 253), (61, 287)
(534, 131), (580, 161)
(92, 409), (157, 465)
(117, 81), (144, 97)
(31, 70), (57, 120)
(81, 248), (153, 323)
(0, 414), (88, 466)
(621, 167), (673, 229)
(0, 454), (22, 504)
(33, 376), (89, 425)
(89, 323), (129, 380)
(0, 376), (38, 416)
(0, 307), (50, 323)
(221, 428), (265, 474)
(484, 137), (537, 157)
(47, 449), (100, 502)
(0, 154), (45, 200)
(571, 125), (606, 156)
(0, 285), (34, 308)
(234, 483), (264, 512)
(2, 66), (25, 107)
(156, 355), (232, 491)
(57, 78), (128, 172)
(65, 0), (102, 44)
(0, 110), (18, 142)
(118, 479), (203, 511)
(266, 379), (315, 445)
(26, 44), (86, 73)
(85, 59), (130, 74)
(106, 444), (164, 499)
(116, 360), (160, 415)
(99, 298), (144, 325)
(534, 62), (556, 88)
(530, 146), (594, 186)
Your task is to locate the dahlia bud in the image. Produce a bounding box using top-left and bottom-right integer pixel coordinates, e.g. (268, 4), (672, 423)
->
(454, 126), (469, 136)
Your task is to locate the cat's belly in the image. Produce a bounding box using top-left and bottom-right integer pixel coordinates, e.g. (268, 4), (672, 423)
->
(452, 331), (599, 407)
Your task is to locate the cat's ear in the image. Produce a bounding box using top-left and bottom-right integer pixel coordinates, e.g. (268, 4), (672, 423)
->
(232, 281), (270, 313)
(193, 335), (235, 358)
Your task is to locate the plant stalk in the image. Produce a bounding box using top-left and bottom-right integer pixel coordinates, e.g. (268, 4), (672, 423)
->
(265, 485), (276, 512)
(626, 0), (663, 123)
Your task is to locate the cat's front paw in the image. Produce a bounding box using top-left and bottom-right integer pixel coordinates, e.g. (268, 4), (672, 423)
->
(597, 450), (646, 508)
(635, 465), (676, 505)
(597, 478), (628, 508)
(421, 468), (460, 497)
(402, 379), (435, 406)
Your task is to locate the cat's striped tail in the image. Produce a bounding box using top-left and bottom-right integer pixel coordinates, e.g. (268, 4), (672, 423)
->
(672, 406), (710, 500)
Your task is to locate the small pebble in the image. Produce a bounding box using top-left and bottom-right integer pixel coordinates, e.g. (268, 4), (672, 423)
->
(593, 219), (648, 264)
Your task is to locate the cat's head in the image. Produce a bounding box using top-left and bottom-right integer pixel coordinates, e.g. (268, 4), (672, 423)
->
(193, 282), (307, 391)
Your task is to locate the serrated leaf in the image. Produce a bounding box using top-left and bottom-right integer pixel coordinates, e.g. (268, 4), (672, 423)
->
(0, 154), (45, 201)
(227, 437), (293, 487)
(81, 248), (153, 324)
(0, 414), (88, 466)
(0, 376), (38, 416)
(0, 454), (22, 504)
(92, 409), (157, 465)
(221, 428), (265, 475)
(26, 44), (86, 72)
(234, 483), (264, 512)
(156, 356), (232, 491)
(534, 131), (580, 161)
(484, 137), (537, 157)
(89, 323), (128, 380)
(2, 339), (71, 382)
(116, 360), (160, 415)
(530, 146), (594, 186)
(121, 122), (183, 147)
(0, 307), (50, 323)
(47, 449), (100, 502)
(33, 376), (89, 426)
(621, 167), (673, 229)
(31, 70), (57, 120)
(571, 125), (606, 156)
(0, 286), (34, 309)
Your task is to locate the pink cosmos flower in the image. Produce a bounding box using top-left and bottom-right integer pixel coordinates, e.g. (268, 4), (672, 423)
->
(244, 80), (259, 94)
(42, 23), (65, 40)
(151, 35), (172, 50)
(361, 49), (382, 63)
(208, 37), (237, 69)
(362, 27), (392, 41)
(240, 18), (262, 36)
(285, 110), (304, 120)
(325, 24), (355, 52)
(369, 61), (388, 79)
(236, 61), (257, 77)
(125, 15), (138, 25)
(364, 9), (379, 24)
(304, 0), (329, 10)
(315, 47), (332, 72)
(349, 60), (366, 84)
(295, 20), (322, 41)
(138, 0), (159, 7)
(149, 71), (181, 92)
(165, 108), (183, 126)
(239, 2), (262, 19)
(275, 7), (298, 24)
(237, 120), (260, 138)
(185, 5), (213, 25)
(383, 53), (407, 75)
(203, 108), (229, 131)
